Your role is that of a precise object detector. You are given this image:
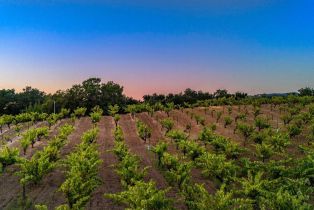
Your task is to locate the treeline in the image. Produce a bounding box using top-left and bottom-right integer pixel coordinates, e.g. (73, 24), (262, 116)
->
(143, 88), (248, 105)
(0, 77), (313, 115)
(0, 78), (137, 115)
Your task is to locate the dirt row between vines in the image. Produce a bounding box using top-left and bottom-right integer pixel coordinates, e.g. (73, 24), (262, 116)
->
(119, 114), (187, 209)
(1, 104), (309, 209)
(0, 118), (71, 209)
(1, 117), (91, 209)
(152, 111), (217, 193)
(87, 116), (124, 210)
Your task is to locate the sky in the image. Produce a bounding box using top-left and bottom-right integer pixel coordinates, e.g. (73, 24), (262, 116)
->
(0, 0), (313, 99)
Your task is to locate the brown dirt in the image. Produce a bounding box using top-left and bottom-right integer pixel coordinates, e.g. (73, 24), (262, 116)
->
(0, 117), (91, 209)
(0, 104), (312, 209)
(119, 114), (186, 209)
(87, 116), (124, 210)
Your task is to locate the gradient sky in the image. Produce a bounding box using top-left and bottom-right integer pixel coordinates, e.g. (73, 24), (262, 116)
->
(0, 0), (314, 99)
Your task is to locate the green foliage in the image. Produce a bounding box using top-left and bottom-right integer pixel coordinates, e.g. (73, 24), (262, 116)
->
(255, 143), (274, 162)
(236, 123), (254, 146)
(260, 188), (312, 210)
(306, 123), (314, 144)
(253, 107), (261, 118)
(160, 118), (174, 133)
(109, 104), (120, 117)
(60, 141), (101, 209)
(35, 204), (48, 210)
(178, 140), (205, 161)
(125, 104), (137, 118)
(287, 123), (302, 138)
(90, 111), (102, 124)
(36, 126), (49, 141)
(164, 102), (174, 117)
(152, 142), (168, 166)
(183, 183), (253, 210)
(235, 112), (247, 122)
(113, 114), (121, 126)
(17, 151), (55, 186)
(113, 125), (124, 142)
(194, 115), (205, 126)
(0, 146), (20, 172)
(165, 161), (192, 190)
(115, 153), (147, 187)
(210, 136), (243, 159)
(166, 130), (188, 146)
(224, 116), (233, 128)
(196, 152), (238, 183)
(216, 111), (223, 123)
(255, 117), (270, 131)
(113, 141), (129, 161)
(81, 127), (99, 144)
(105, 181), (173, 210)
(74, 107), (87, 118)
(237, 171), (270, 205)
(281, 113), (293, 125)
(2, 114), (14, 128)
(20, 128), (36, 154)
(198, 127), (215, 144)
(136, 120), (152, 143)
(267, 132), (290, 153)
(250, 130), (269, 144)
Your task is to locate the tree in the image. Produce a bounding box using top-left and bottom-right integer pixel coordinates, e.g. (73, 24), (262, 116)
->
(214, 89), (229, 98)
(298, 87), (314, 96)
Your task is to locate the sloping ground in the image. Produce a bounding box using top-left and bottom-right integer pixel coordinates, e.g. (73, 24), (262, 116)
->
(119, 114), (186, 209)
(25, 117), (92, 209)
(0, 105), (311, 209)
(0, 118), (72, 209)
(87, 116), (124, 210)
(148, 110), (216, 193)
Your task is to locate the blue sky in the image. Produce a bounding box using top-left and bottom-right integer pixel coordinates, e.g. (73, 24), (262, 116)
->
(0, 0), (313, 98)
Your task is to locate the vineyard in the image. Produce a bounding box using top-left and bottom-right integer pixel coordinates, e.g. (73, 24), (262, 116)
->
(1, 97), (314, 210)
